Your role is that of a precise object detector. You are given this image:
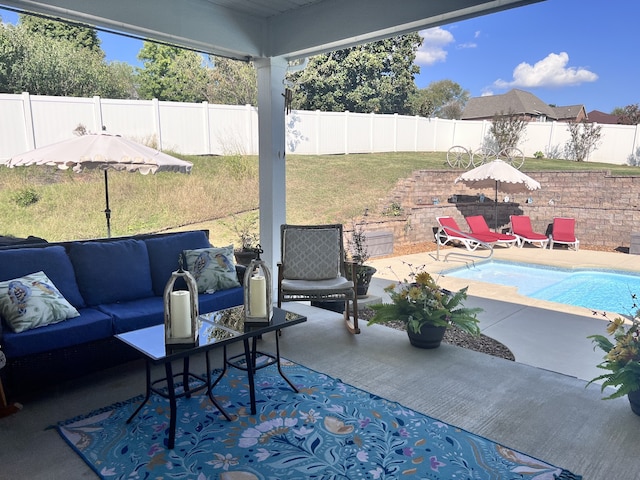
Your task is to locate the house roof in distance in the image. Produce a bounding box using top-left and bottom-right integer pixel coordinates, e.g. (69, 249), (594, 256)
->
(461, 89), (583, 121)
(587, 110), (621, 124)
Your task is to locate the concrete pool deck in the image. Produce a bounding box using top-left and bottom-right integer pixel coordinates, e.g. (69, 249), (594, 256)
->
(365, 244), (640, 383)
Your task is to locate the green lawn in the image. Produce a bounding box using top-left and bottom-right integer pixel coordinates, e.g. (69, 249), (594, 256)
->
(1, 151), (636, 244)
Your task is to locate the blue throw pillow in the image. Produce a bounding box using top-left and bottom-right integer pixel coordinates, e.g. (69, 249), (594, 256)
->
(0, 245), (85, 308)
(144, 231), (211, 296)
(69, 239), (154, 306)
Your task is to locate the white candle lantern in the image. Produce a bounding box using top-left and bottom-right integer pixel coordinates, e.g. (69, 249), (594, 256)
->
(243, 246), (272, 323)
(164, 261), (199, 344)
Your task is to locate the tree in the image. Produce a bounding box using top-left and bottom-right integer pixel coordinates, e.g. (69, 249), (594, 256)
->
(136, 42), (208, 102)
(0, 22), (133, 98)
(613, 104), (640, 125)
(408, 79), (469, 119)
(489, 111), (527, 152)
(19, 13), (102, 54)
(205, 57), (257, 105)
(289, 33), (421, 114)
(565, 120), (602, 161)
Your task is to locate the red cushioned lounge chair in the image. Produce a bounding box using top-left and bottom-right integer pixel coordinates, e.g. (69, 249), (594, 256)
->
(465, 215), (518, 248)
(509, 215), (549, 249)
(549, 217), (579, 251)
(435, 216), (496, 251)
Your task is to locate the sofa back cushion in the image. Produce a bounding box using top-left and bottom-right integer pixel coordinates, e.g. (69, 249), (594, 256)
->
(69, 239), (154, 306)
(144, 231), (211, 296)
(0, 245), (85, 308)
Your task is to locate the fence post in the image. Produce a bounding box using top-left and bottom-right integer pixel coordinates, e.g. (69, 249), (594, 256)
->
(21, 92), (36, 150)
(344, 111), (350, 155)
(370, 112), (375, 153)
(92, 96), (104, 132)
(202, 101), (211, 154)
(393, 113), (398, 152)
(152, 98), (162, 150)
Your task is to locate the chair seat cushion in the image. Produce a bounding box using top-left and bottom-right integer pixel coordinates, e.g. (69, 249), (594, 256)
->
(518, 231), (548, 240)
(281, 276), (353, 293)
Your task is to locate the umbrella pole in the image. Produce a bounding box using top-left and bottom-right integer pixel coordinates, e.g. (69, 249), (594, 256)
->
(494, 181), (499, 231)
(104, 169), (111, 238)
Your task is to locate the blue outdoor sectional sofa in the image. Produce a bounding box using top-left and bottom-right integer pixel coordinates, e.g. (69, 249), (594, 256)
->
(0, 230), (245, 398)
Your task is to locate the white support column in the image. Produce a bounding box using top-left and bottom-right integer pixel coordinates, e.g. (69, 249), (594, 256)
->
(254, 56), (288, 277)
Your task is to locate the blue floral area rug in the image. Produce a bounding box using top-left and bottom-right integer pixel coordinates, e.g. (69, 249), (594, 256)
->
(57, 359), (581, 479)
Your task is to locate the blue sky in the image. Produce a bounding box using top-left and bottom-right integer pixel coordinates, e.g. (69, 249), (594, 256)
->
(1, 0), (635, 114)
(416, 0), (636, 113)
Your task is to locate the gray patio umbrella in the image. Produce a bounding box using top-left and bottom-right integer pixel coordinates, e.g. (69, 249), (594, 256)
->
(6, 133), (193, 237)
(454, 159), (541, 230)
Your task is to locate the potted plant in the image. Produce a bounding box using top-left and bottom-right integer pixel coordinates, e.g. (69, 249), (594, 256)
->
(587, 310), (640, 415)
(345, 219), (377, 297)
(367, 263), (482, 348)
(224, 212), (260, 266)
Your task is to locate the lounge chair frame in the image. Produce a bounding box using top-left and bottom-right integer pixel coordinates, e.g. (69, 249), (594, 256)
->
(435, 216), (495, 252)
(465, 215), (518, 248)
(508, 215), (549, 249)
(549, 217), (580, 251)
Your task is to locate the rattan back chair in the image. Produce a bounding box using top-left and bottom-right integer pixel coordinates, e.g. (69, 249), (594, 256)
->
(277, 224), (359, 334)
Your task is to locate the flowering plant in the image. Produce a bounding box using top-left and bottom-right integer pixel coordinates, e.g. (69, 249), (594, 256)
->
(588, 309), (640, 399)
(367, 263), (481, 335)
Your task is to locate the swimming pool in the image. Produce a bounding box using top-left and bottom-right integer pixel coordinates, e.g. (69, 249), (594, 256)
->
(443, 260), (640, 314)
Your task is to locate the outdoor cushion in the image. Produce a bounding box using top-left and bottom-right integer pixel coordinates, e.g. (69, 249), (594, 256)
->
(102, 288), (243, 333)
(1, 307), (112, 358)
(183, 246), (240, 293)
(0, 245), (85, 308)
(69, 239), (154, 306)
(144, 231), (211, 296)
(0, 271), (80, 333)
(282, 228), (340, 280)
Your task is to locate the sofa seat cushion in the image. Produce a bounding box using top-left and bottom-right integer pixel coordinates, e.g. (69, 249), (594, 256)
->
(0, 245), (85, 308)
(101, 287), (244, 334)
(69, 239), (154, 306)
(2, 307), (112, 358)
(198, 287), (244, 314)
(144, 231), (211, 296)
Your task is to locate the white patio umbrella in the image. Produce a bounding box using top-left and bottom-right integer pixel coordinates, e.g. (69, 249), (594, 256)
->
(5, 133), (193, 237)
(454, 159), (541, 230)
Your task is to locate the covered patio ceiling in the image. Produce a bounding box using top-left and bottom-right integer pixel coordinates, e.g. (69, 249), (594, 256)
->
(1, 0), (543, 62)
(1, 0), (545, 272)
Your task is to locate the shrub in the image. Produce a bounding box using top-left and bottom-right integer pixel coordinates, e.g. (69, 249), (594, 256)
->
(12, 188), (40, 207)
(565, 120), (602, 162)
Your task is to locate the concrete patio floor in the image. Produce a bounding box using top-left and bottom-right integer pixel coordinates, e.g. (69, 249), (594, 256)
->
(1, 244), (640, 479)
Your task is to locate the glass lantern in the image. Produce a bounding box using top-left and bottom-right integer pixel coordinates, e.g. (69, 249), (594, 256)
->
(163, 260), (200, 345)
(243, 246), (272, 324)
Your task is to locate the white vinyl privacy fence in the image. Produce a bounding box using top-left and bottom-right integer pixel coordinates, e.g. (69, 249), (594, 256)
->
(1, 92), (639, 165)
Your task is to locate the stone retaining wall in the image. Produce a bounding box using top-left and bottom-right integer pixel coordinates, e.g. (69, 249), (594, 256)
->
(359, 169), (640, 252)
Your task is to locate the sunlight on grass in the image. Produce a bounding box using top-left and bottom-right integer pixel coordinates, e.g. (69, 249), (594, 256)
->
(0, 152), (636, 242)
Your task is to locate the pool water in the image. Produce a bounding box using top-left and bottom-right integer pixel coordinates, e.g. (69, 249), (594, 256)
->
(443, 261), (640, 314)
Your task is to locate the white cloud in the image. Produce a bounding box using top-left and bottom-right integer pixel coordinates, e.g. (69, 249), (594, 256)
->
(457, 42), (477, 49)
(416, 27), (454, 66)
(494, 52), (598, 89)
